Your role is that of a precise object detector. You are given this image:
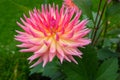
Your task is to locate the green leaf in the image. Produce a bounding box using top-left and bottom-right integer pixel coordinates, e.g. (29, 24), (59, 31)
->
(30, 59), (63, 79)
(107, 29), (120, 36)
(30, 63), (43, 75)
(74, 0), (93, 20)
(103, 38), (112, 47)
(81, 45), (98, 80)
(42, 61), (59, 77)
(97, 48), (118, 60)
(62, 61), (87, 80)
(110, 38), (120, 44)
(107, 2), (120, 27)
(96, 58), (118, 80)
(116, 73), (120, 80)
(50, 71), (65, 80)
(30, 60), (64, 80)
(42, 60), (64, 80)
(62, 45), (98, 80)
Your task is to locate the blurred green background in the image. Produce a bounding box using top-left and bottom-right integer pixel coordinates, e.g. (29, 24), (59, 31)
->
(0, 0), (63, 80)
(0, 0), (48, 80)
(0, 0), (120, 80)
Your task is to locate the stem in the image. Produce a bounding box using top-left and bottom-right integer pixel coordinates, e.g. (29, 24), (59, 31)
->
(94, 0), (102, 24)
(91, 0), (102, 39)
(92, 0), (108, 45)
(94, 20), (107, 45)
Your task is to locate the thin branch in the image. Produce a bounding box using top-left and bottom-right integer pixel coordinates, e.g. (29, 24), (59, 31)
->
(92, 0), (108, 45)
(91, 0), (102, 39)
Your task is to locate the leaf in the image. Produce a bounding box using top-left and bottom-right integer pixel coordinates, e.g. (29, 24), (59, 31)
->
(81, 45), (98, 80)
(42, 61), (58, 77)
(42, 60), (64, 80)
(110, 38), (120, 44)
(74, 0), (93, 20)
(30, 59), (64, 80)
(107, 2), (120, 27)
(96, 58), (118, 80)
(62, 45), (98, 80)
(102, 38), (112, 47)
(51, 71), (65, 80)
(116, 73), (120, 80)
(29, 63), (43, 75)
(97, 48), (118, 60)
(62, 61), (87, 80)
(107, 29), (120, 36)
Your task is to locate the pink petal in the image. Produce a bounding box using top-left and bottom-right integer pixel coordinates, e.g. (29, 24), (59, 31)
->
(19, 46), (39, 52)
(30, 58), (42, 68)
(35, 45), (48, 54)
(42, 53), (49, 67)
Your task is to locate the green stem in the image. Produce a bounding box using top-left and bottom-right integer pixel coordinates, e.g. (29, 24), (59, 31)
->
(91, 0), (102, 39)
(92, 0), (108, 46)
(94, 20), (107, 45)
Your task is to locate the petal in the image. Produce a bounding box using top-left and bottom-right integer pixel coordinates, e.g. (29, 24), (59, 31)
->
(28, 53), (41, 62)
(49, 52), (56, 62)
(35, 44), (48, 54)
(55, 33), (59, 41)
(19, 46), (39, 52)
(59, 39), (79, 47)
(64, 55), (71, 62)
(50, 39), (56, 53)
(16, 43), (33, 48)
(64, 48), (82, 56)
(16, 22), (30, 34)
(62, 30), (74, 38)
(42, 53), (49, 67)
(56, 44), (64, 57)
(73, 29), (90, 39)
(74, 19), (88, 31)
(77, 38), (91, 46)
(68, 55), (78, 64)
(57, 53), (64, 63)
(30, 58), (42, 68)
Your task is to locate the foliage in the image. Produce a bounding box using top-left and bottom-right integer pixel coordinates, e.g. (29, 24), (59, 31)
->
(0, 0), (120, 80)
(96, 58), (118, 80)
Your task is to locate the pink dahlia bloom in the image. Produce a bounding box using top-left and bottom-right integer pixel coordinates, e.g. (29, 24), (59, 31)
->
(15, 4), (91, 67)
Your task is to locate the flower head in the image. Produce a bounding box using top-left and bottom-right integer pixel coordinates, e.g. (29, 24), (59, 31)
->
(63, 0), (79, 11)
(15, 4), (91, 67)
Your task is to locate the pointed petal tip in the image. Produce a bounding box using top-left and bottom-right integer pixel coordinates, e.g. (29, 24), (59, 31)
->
(16, 21), (20, 25)
(42, 61), (47, 67)
(42, 64), (45, 67)
(15, 30), (19, 32)
(29, 65), (34, 68)
(16, 44), (21, 47)
(19, 49), (24, 52)
(75, 61), (78, 64)
(78, 55), (82, 58)
(60, 58), (64, 64)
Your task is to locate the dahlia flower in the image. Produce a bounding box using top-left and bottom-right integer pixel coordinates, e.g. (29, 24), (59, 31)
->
(15, 4), (91, 67)
(63, 0), (79, 11)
